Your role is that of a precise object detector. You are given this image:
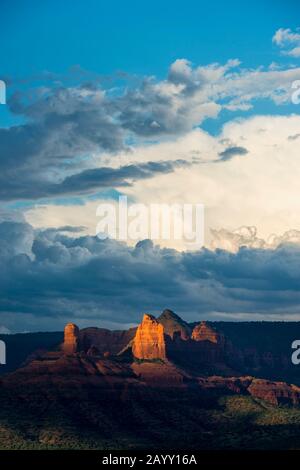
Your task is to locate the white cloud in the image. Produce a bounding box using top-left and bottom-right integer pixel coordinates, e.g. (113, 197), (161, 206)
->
(26, 114), (300, 252)
(273, 28), (300, 46)
(3, 49), (300, 202)
(128, 58), (300, 131)
(211, 226), (300, 252)
(273, 27), (300, 58)
(121, 114), (300, 247)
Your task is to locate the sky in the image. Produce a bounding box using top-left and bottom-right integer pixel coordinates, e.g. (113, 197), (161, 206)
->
(1, 1), (300, 332)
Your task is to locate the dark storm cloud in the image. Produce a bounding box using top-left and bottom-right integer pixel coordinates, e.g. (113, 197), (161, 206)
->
(0, 158), (189, 200)
(0, 86), (126, 200)
(1, 221), (300, 332)
(47, 159), (190, 195)
(0, 154), (191, 201)
(218, 146), (248, 161)
(0, 77), (198, 201)
(55, 225), (87, 233)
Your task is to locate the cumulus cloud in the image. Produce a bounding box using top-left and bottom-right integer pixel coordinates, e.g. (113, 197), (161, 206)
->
(273, 27), (300, 57)
(3, 30), (300, 332)
(117, 58), (300, 133)
(2, 55), (300, 202)
(2, 221), (300, 332)
(211, 226), (265, 252)
(110, 114), (300, 248)
(0, 221), (34, 258)
(211, 226), (300, 252)
(25, 114), (300, 252)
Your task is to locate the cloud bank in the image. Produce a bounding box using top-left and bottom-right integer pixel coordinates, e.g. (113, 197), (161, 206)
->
(2, 54), (300, 201)
(2, 28), (300, 331)
(2, 221), (300, 332)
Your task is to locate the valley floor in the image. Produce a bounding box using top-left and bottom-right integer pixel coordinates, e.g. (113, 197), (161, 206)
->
(1, 389), (300, 450)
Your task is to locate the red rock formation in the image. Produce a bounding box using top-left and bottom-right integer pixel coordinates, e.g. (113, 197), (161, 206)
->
(158, 309), (191, 340)
(79, 327), (136, 355)
(189, 321), (227, 364)
(198, 376), (300, 406)
(63, 323), (79, 354)
(132, 314), (166, 360)
(86, 345), (100, 357)
(10, 349), (300, 407)
(192, 321), (225, 345)
(131, 361), (187, 386)
(247, 379), (300, 406)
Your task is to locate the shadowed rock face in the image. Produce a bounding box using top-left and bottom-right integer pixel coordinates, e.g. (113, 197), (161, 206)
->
(158, 309), (191, 340)
(2, 351), (300, 451)
(63, 323), (79, 354)
(247, 379), (300, 406)
(79, 327), (136, 356)
(192, 321), (225, 346)
(2, 311), (300, 412)
(58, 312), (300, 389)
(3, 351), (300, 407)
(132, 314), (166, 360)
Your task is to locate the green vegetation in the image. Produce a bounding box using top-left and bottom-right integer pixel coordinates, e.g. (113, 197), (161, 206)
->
(1, 384), (300, 450)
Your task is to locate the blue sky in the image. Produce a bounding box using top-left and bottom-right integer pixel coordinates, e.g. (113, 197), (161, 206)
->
(1, 0), (300, 131)
(2, 1), (300, 330)
(1, 0), (299, 76)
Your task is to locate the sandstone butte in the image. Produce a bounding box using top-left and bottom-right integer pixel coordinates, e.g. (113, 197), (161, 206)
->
(60, 312), (291, 382)
(132, 314), (166, 360)
(61, 315), (226, 360)
(25, 311), (300, 407)
(63, 323), (79, 354)
(192, 320), (225, 346)
(157, 309), (191, 340)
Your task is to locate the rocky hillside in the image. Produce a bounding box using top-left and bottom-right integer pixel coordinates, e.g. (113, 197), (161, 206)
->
(58, 310), (300, 385)
(1, 311), (300, 449)
(1, 347), (300, 449)
(1, 311), (299, 386)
